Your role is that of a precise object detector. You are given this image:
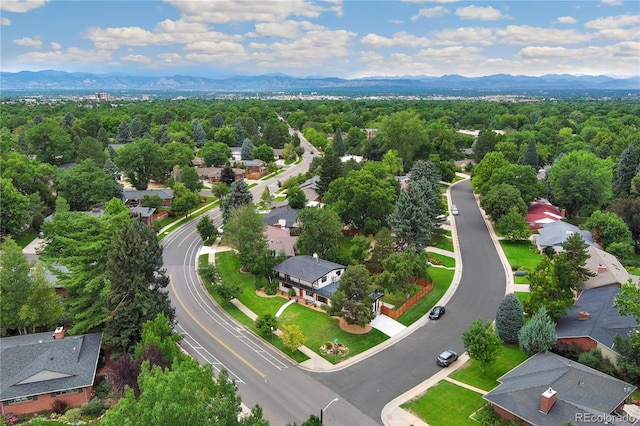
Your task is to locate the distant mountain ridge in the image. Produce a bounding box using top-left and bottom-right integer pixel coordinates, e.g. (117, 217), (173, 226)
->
(1, 70), (638, 92)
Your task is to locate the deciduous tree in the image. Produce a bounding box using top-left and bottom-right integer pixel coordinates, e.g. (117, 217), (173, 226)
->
(280, 324), (307, 352)
(224, 204), (268, 273)
(462, 318), (501, 371)
(0, 238), (34, 332)
(329, 265), (375, 327)
(199, 141), (231, 167)
(115, 138), (166, 189)
(296, 207), (343, 261)
(0, 178), (30, 236)
(197, 216), (218, 242)
(286, 183), (307, 209)
(55, 159), (114, 211)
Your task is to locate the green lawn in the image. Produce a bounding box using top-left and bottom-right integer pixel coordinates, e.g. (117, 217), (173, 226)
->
(432, 235), (454, 252)
(499, 240), (543, 272)
(428, 252), (455, 268)
(215, 252), (287, 317)
(401, 380), (486, 426)
(449, 344), (528, 391)
(13, 232), (37, 248)
(515, 291), (530, 306)
(396, 267), (453, 326)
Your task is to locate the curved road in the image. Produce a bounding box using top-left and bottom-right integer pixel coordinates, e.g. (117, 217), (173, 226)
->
(163, 139), (507, 424)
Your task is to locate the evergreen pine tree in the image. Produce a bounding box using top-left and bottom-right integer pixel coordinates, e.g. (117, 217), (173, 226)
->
(615, 143), (640, 196)
(116, 120), (131, 144)
(522, 138), (539, 169)
(518, 306), (557, 356)
(240, 138), (255, 160)
(221, 180), (253, 224)
(388, 180), (438, 251)
(495, 293), (524, 343)
(191, 119), (208, 147)
(333, 128), (346, 157)
(318, 146), (343, 195)
(129, 117), (142, 140)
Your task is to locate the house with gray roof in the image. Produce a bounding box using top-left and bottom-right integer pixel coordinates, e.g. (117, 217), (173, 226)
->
(533, 221), (595, 252)
(263, 208), (299, 229)
(123, 188), (174, 207)
(271, 255), (345, 306)
(0, 328), (102, 416)
(484, 352), (637, 426)
(556, 286), (638, 366)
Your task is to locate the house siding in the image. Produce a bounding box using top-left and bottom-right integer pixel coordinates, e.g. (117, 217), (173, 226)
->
(1, 386), (93, 416)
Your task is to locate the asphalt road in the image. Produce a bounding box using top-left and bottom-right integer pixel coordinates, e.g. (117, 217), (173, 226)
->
(163, 141), (508, 425)
(309, 179), (507, 423)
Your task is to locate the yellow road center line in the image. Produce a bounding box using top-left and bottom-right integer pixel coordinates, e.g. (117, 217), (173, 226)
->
(169, 273), (266, 378)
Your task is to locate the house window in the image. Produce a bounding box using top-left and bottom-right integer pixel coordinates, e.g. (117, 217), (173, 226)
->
(51, 388), (81, 397)
(5, 395), (37, 405)
(336, 270), (341, 276)
(321, 276), (327, 283)
(317, 296), (328, 304)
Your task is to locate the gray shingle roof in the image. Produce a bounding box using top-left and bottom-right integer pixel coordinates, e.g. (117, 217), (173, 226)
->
(484, 352), (636, 426)
(556, 286), (638, 351)
(272, 255), (345, 283)
(581, 246), (635, 289)
(263, 208), (299, 227)
(1, 331), (102, 401)
(535, 221), (594, 248)
(122, 188), (174, 201)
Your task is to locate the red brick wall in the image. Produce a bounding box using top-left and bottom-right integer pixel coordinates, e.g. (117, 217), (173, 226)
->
(1, 387), (92, 416)
(492, 404), (532, 426)
(557, 337), (597, 352)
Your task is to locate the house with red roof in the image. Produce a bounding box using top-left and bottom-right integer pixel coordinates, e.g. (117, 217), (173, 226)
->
(526, 199), (564, 230)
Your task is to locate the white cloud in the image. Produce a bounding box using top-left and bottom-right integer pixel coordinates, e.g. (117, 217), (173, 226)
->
(158, 52), (182, 63)
(1, 17), (11, 25)
(0, 0), (49, 13)
(410, 6), (449, 21)
(121, 54), (152, 63)
(251, 29), (355, 69)
(164, 0), (339, 24)
(600, 0), (623, 6)
(50, 42), (61, 50)
(13, 37), (42, 48)
(596, 27), (640, 40)
(251, 20), (325, 39)
(401, 0), (457, 3)
(17, 47), (113, 64)
(433, 27), (494, 45)
(555, 16), (576, 24)
(86, 19), (239, 49)
(184, 41), (249, 64)
(416, 45), (483, 60)
(455, 5), (507, 21)
(585, 14), (640, 30)
(496, 25), (592, 44)
(360, 31), (433, 48)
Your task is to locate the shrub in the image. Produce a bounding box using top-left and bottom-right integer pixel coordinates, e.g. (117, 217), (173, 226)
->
(64, 408), (82, 422)
(80, 398), (108, 418)
(578, 348), (619, 378)
(93, 380), (112, 399)
(255, 314), (278, 336)
(552, 341), (584, 361)
(51, 399), (69, 414)
(263, 278), (278, 295)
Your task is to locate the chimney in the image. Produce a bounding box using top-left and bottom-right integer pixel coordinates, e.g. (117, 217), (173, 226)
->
(578, 311), (591, 320)
(597, 264), (607, 274)
(540, 388), (557, 414)
(313, 253), (318, 262)
(54, 326), (65, 340)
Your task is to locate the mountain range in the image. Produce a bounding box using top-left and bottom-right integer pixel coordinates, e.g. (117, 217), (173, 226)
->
(1, 70), (638, 93)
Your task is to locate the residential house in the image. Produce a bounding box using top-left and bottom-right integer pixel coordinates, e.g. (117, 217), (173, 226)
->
(130, 206), (156, 226)
(244, 160), (267, 180)
(556, 285), (638, 365)
(197, 167), (245, 183)
(299, 175), (321, 205)
(123, 188), (174, 208)
(265, 226), (297, 258)
(526, 200), (564, 230)
(532, 221), (595, 252)
(263, 208), (299, 229)
(271, 255), (346, 306)
(0, 328), (103, 416)
(582, 245), (638, 290)
(273, 149), (285, 160)
(484, 352), (637, 426)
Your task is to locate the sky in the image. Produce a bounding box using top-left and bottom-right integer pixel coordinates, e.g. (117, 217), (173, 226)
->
(1, 0), (639, 79)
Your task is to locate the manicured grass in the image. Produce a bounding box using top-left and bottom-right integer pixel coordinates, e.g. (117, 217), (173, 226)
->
(432, 235), (454, 252)
(278, 303), (388, 363)
(381, 285), (422, 309)
(396, 267), (453, 326)
(215, 252), (287, 317)
(13, 232), (37, 248)
(428, 252), (455, 268)
(402, 380), (486, 426)
(449, 344), (528, 391)
(499, 240), (543, 272)
(274, 196), (286, 202)
(515, 291), (530, 305)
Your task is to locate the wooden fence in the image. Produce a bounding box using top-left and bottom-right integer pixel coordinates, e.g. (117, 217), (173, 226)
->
(380, 280), (434, 320)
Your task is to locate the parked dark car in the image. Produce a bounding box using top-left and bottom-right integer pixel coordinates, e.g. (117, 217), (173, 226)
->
(429, 306), (445, 320)
(437, 349), (458, 367)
